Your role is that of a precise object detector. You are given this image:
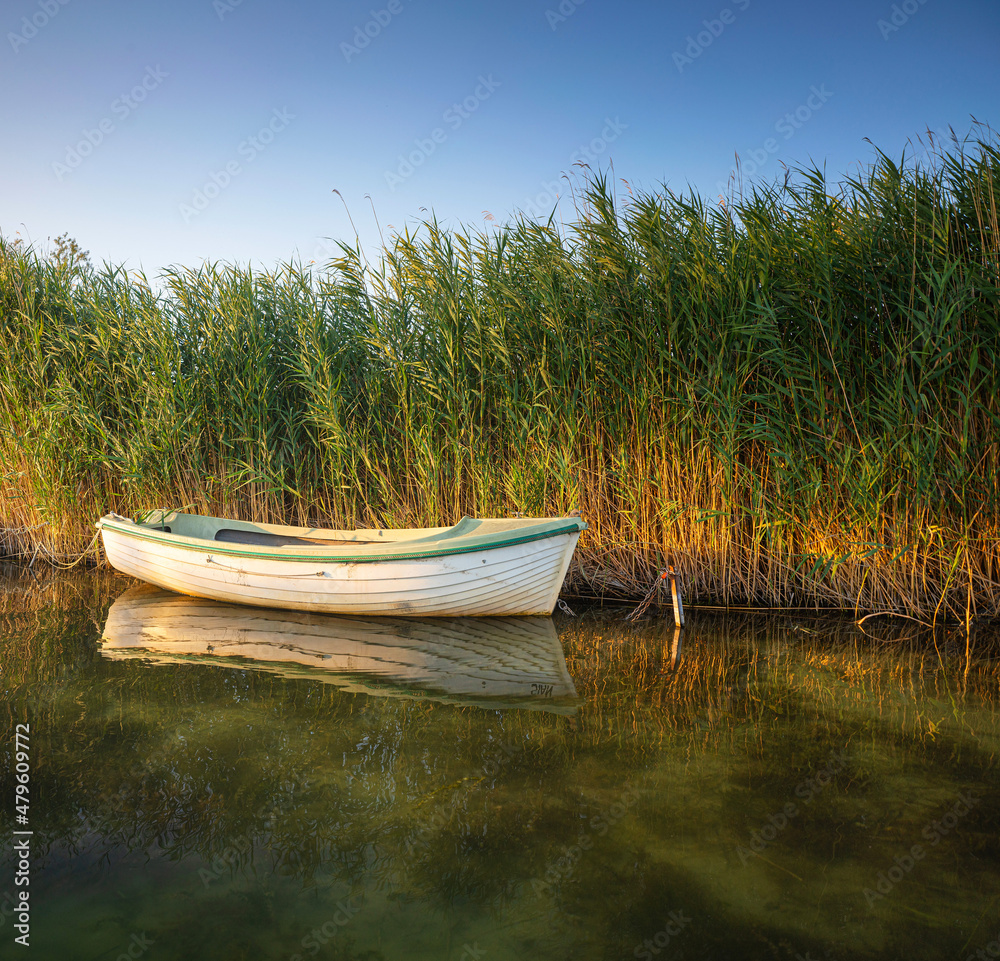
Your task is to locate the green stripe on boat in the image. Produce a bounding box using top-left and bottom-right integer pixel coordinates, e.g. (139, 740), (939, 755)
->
(95, 512), (586, 563)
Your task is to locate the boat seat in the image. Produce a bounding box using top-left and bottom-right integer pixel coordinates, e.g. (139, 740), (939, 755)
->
(214, 529), (375, 548)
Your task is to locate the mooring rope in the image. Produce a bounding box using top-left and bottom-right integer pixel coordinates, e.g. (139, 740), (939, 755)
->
(33, 528), (104, 570)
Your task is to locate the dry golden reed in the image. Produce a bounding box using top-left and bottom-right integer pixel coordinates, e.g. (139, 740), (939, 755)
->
(1, 129), (998, 620)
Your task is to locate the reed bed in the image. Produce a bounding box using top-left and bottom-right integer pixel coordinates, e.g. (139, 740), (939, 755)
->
(1, 131), (998, 618)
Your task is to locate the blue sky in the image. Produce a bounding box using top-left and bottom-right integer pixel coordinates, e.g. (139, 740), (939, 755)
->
(3, 0), (998, 275)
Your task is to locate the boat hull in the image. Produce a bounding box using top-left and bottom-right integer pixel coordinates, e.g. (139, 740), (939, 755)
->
(98, 515), (582, 616)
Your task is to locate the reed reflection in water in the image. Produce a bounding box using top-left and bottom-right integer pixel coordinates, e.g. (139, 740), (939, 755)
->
(1, 569), (999, 960)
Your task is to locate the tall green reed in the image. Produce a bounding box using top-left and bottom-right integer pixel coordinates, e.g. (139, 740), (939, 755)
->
(1, 129), (998, 619)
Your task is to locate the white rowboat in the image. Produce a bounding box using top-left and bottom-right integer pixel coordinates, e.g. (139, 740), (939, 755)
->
(96, 510), (586, 616)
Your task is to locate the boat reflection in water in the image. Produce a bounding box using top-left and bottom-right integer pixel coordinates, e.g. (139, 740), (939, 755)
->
(100, 585), (578, 713)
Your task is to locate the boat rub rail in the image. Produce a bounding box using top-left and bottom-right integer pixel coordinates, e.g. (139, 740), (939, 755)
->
(96, 512), (587, 564)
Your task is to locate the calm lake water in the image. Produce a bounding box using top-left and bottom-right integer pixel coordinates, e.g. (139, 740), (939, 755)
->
(2, 570), (999, 961)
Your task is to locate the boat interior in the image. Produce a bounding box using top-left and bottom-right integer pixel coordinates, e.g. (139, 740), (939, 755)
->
(130, 510), (564, 548)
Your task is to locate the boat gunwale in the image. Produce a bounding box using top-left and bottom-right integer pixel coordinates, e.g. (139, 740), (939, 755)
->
(96, 513), (586, 564)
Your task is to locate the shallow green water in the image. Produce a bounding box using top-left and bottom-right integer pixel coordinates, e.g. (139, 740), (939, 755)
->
(2, 571), (1000, 961)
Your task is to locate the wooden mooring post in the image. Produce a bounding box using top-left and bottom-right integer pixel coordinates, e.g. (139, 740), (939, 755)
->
(668, 565), (684, 629)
